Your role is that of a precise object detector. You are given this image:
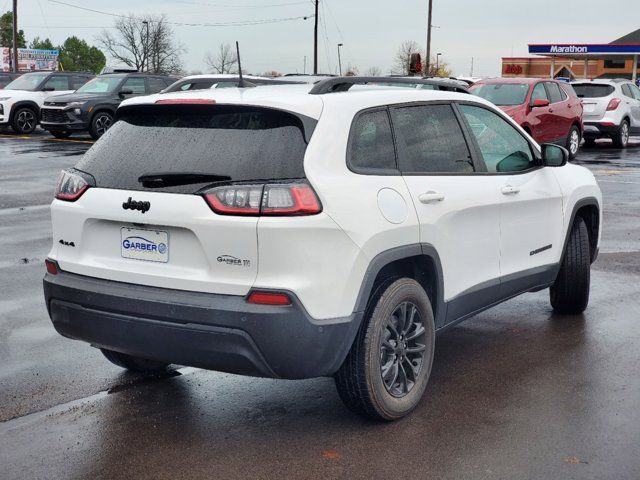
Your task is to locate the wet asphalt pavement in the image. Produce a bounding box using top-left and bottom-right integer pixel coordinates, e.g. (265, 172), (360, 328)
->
(1, 130), (639, 479)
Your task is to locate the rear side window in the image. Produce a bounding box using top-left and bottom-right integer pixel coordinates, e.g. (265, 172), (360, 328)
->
(391, 104), (472, 174)
(75, 105), (314, 193)
(621, 84), (635, 99)
(178, 81), (215, 91)
(572, 83), (615, 98)
(348, 109), (397, 173)
(546, 82), (566, 103)
(122, 77), (146, 94)
(71, 75), (90, 89)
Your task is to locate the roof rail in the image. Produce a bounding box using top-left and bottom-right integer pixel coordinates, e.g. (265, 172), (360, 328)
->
(309, 76), (469, 95)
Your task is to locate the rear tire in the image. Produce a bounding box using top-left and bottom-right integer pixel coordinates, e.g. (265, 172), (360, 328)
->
(11, 107), (37, 134)
(566, 126), (581, 159)
(612, 119), (630, 148)
(101, 348), (169, 373)
(550, 217), (591, 314)
(335, 278), (435, 421)
(89, 111), (114, 140)
(50, 130), (71, 139)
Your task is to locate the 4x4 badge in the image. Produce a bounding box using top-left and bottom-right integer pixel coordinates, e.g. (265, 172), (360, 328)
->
(122, 197), (151, 214)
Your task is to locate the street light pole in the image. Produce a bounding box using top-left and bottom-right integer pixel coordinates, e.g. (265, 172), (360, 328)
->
(142, 20), (149, 72)
(337, 43), (343, 76)
(425, 0), (433, 77)
(12, 0), (18, 73)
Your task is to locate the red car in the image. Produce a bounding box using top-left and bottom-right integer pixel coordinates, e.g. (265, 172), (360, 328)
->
(470, 78), (583, 159)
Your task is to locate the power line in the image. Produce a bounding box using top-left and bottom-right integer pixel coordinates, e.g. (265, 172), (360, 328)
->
(47, 0), (314, 27)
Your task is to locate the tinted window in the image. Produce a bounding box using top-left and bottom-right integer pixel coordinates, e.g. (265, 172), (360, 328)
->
(621, 84), (635, 99)
(460, 104), (535, 173)
(182, 81), (215, 91)
(471, 83), (529, 106)
(572, 83), (615, 98)
(43, 75), (70, 91)
(148, 77), (167, 93)
(531, 83), (548, 102)
(348, 109), (397, 173)
(391, 104), (472, 174)
(76, 75), (125, 93)
(546, 82), (565, 103)
(122, 77), (146, 94)
(75, 105), (313, 193)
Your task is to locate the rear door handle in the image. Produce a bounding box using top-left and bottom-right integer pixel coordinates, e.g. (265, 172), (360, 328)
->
(418, 191), (445, 204)
(501, 185), (520, 195)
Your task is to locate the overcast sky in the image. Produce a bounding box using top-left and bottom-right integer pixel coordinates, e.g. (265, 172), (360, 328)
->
(6, 0), (640, 76)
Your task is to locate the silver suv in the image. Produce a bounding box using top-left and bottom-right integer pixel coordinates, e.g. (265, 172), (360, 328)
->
(572, 79), (640, 148)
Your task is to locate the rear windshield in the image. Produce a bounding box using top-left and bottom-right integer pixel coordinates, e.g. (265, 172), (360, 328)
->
(572, 84), (615, 98)
(471, 83), (529, 106)
(75, 105), (314, 193)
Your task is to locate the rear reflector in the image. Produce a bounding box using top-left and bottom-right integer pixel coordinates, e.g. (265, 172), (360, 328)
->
(247, 291), (292, 306)
(45, 259), (59, 275)
(155, 99), (216, 105)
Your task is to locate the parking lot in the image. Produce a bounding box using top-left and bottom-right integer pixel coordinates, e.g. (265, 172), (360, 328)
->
(1, 131), (639, 479)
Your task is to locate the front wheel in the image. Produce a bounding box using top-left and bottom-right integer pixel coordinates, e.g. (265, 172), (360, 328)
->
(550, 217), (591, 314)
(89, 111), (114, 140)
(101, 349), (170, 373)
(12, 107), (37, 134)
(566, 126), (581, 159)
(335, 278), (435, 421)
(612, 119), (630, 148)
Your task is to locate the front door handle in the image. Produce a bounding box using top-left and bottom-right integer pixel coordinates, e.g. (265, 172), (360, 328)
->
(418, 191), (445, 204)
(501, 185), (520, 195)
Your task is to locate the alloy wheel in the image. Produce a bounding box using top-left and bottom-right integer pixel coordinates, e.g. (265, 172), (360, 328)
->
(569, 129), (580, 156)
(621, 122), (630, 146)
(95, 114), (112, 136)
(16, 110), (35, 132)
(380, 301), (427, 397)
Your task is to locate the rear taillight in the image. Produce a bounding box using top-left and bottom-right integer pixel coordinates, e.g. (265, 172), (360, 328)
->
(54, 170), (90, 201)
(247, 291), (292, 306)
(606, 98), (621, 111)
(203, 183), (322, 216)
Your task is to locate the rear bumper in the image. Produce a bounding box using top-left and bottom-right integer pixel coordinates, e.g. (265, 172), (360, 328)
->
(583, 121), (620, 137)
(43, 270), (362, 379)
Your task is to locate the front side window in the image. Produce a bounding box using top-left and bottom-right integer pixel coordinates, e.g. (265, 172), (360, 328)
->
(531, 83), (548, 102)
(391, 104), (472, 174)
(621, 84), (635, 99)
(148, 78), (167, 93)
(348, 109), (397, 173)
(460, 104), (535, 173)
(76, 75), (125, 93)
(42, 76), (70, 91)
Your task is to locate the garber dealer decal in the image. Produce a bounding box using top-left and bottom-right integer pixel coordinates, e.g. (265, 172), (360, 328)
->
(123, 236), (167, 254)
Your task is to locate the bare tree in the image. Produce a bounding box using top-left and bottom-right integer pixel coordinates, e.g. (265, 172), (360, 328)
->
(393, 40), (421, 75)
(204, 44), (238, 74)
(99, 14), (185, 74)
(262, 70), (282, 78)
(345, 63), (359, 76)
(365, 66), (382, 77)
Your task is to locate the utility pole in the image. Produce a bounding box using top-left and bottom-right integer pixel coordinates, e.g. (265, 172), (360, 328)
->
(12, 0), (18, 73)
(313, 0), (319, 74)
(303, 55), (306, 74)
(142, 20), (149, 72)
(425, 0), (433, 77)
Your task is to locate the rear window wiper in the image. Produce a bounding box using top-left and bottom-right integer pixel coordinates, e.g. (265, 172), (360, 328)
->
(138, 172), (231, 188)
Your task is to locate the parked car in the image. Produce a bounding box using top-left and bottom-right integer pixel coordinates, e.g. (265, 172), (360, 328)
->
(40, 72), (178, 139)
(470, 78), (583, 159)
(162, 74), (304, 93)
(0, 72), (21, 89)
(0, 71), (94, 134)
(572, 79), (640, 148)
(44, 77), (601, 421)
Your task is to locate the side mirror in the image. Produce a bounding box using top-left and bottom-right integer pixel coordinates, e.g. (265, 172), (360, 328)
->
(541, 144), (568, 167)
(119, 89), (134, 97)
(531, 98), (550, 108)
(41, 86), (55, 92)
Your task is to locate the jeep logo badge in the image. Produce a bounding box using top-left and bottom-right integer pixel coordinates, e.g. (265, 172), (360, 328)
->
(122, 197), (151, 214)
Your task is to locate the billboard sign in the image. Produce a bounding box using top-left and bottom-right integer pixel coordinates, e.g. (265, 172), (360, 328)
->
(1, 48), (59, 72)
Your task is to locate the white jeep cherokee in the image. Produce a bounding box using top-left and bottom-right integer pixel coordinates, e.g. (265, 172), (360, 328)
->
(44, 78), (602, 421)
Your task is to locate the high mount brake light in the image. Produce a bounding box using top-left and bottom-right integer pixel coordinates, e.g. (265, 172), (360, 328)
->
(203, 183), (322, 216)
(606, 98), (621, 111)
(55, 170), (89, 201)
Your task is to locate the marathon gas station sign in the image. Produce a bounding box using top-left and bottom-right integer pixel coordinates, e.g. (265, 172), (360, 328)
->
(529, 44), (640, 55)
(1, 48), (59, 72)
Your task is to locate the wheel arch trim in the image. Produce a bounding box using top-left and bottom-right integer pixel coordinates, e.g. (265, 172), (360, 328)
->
(9, 100), (41, 123)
